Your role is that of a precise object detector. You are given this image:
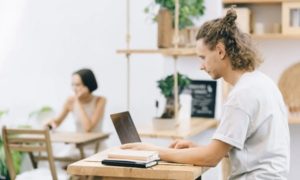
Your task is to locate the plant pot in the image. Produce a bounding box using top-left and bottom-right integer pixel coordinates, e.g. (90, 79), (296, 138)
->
(157, 8), (173, 48)
(152, 118), (177, 130)
(157, 8), (190, 48)
(161, 97), (182, 119)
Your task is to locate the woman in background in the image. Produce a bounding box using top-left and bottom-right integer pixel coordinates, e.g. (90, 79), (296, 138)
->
(46, 68), (106, 133)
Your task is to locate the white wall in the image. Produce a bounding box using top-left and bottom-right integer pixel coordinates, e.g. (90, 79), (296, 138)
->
(0, 0), (299, 179)
(0, 0), (162, 126)
(0, 0), (222, 128)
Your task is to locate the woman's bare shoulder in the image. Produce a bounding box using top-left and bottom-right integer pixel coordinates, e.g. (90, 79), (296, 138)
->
(65, 96), (76, 107)
(66, 96), (75, 102)
(95, 95), (106, 103)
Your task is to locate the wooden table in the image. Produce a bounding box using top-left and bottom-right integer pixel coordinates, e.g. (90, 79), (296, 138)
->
(67, 150), (209, 180)
(50, 132), (110, 160)
(138, 118), (218, 139)
(26, 131), (109, 169)
(31, 132), (110, 163)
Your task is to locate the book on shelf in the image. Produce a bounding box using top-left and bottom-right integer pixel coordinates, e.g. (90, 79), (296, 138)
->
(101, 149), (160, 168)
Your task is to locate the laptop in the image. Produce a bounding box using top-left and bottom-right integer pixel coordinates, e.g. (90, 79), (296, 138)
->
(110, 111), (142, 144)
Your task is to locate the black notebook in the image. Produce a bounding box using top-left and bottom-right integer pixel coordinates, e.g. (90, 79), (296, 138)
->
(102, 159), (158, 168)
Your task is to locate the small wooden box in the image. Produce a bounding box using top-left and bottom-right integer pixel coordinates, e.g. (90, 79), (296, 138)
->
(282, 2), (300, 34)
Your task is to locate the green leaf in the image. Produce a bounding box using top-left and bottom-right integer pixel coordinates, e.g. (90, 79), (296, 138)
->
(157, 73), (191, 98)
(145, 0), (205, 29)
(0, 137), (24, 177)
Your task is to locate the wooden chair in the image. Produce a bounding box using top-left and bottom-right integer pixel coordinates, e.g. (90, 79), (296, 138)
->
(278, 62), (300, 123)
(2, 126), (68, 180)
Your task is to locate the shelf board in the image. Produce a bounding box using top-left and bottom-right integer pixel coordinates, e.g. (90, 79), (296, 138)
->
(223, 0), (287, 4)
(117, 48), (197, 56)
(289, 117), (300, 124)
(138, 118), (218, 139)
(252, 33), (300, 39)
(117, 34), (300, 56)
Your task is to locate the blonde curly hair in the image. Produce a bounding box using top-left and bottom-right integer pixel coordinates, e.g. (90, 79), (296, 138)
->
(196, 9), (262, 71)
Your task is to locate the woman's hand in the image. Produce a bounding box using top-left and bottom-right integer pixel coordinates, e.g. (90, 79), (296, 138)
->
(169, 139), (198, 149)
(43, 120), (57, 130)
(75, 87), (89, 100)
(121, 142), (162, 151)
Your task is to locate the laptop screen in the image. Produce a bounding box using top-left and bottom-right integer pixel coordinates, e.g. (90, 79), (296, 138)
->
(110, 111), (141, 144)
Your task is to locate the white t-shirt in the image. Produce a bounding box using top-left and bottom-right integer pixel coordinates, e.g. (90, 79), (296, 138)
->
(213, 71), (290, 180)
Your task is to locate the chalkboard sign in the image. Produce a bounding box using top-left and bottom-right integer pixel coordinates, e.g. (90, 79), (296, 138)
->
(189, 80), (217, 118)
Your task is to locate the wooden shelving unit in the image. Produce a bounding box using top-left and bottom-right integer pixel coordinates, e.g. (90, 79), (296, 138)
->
(117, 0), (300, 57)
(223, 0), (300, 39)
(118, 0), (299, 125)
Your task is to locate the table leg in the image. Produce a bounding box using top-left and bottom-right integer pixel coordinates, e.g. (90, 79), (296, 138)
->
(78, 145), (85, 159)
(87, 176), (94, 180)
(80, 176), (87, 180)
(94, 141), (100, 153)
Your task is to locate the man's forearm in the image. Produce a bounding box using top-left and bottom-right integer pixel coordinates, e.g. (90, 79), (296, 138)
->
(158, 146), (220, 167)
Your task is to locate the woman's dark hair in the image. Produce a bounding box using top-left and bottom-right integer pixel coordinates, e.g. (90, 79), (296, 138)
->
(196, 8), (262, 71)
(73, 68), (98, 92)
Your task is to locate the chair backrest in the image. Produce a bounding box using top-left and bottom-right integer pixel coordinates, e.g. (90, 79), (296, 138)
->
(278, 62), (300, 113)
(2, 126), (57, 180)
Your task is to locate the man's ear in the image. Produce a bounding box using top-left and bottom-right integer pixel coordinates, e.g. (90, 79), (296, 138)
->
(216, 42), (226, 60)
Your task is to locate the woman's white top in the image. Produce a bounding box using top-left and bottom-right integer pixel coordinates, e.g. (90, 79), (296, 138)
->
(213, 71), (290, 180)
(72, 95), (103, 133)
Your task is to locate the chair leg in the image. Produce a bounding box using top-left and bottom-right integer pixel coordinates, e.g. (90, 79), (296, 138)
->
(29, 152), (38, 168)
(222, 157), (231, 180)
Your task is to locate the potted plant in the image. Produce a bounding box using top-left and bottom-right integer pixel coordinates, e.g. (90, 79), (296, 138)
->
(158, 72), (191, 118)
(144, 0), (205, 48)
(153, 73), (191, 130)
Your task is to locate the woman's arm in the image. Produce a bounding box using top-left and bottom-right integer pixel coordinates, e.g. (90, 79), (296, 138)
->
(46, 97), (72, 128)
(76, 96), (106, 132)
